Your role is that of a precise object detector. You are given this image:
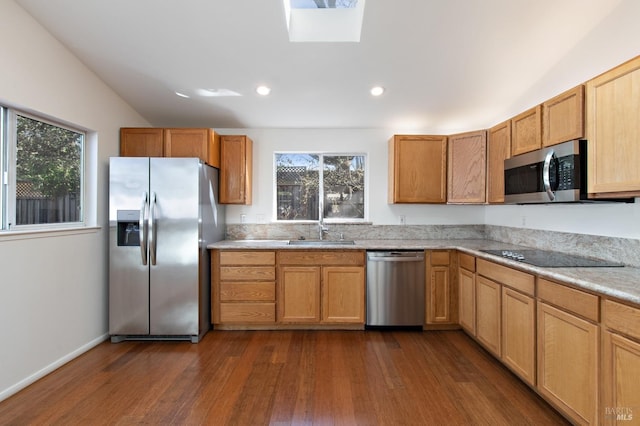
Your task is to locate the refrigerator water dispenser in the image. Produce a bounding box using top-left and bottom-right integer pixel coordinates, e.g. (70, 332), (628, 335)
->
(117, 210), (141, 246)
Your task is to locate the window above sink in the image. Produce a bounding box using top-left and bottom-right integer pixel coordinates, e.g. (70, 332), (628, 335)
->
(275, 152), (368, 223)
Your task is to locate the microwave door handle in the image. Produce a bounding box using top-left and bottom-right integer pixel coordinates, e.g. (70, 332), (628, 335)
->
(543, 151), (555, 201)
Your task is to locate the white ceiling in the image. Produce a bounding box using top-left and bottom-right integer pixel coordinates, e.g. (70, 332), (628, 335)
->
(13, 0), (629, 131)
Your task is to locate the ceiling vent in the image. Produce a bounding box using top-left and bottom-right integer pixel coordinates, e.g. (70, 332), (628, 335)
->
(283, 0), (365, 42)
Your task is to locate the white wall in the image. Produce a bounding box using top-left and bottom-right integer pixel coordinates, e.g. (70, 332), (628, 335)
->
(0, 0), (149, 401)
(218, 128), (485, 225)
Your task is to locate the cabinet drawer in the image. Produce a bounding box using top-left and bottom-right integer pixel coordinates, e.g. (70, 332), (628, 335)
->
(278, 250), (365, 266)
(220, 266), (276, 281)
(220, 282), (275, 301)
(430, 250), (450, 266)
(603, 299), (640, 340)
(220, 303), (276, 323)
(220, 251), (275, 265)
(458, 252), (475, 272)
(477, 259), (534, 296)
(538, 278), (599, 322)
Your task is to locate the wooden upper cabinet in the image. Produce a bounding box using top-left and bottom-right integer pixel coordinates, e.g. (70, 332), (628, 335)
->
(586, 55), (640, 198)
(388, 135), (447, 203)
(163, 128), (220, 168)
(542, 85), (584, 147)
(487, 120), (511, 203)
(120, 127), (220, 167)
(220, 135), (253, 204)
(120, 128), (164, 157)
(447, 130), (487, 204)
(511, 105), (542, 156)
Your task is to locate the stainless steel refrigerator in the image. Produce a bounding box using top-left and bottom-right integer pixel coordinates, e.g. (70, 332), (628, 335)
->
(108, 157), (225, 343)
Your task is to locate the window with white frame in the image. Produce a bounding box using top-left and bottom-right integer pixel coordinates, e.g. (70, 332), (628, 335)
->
(275, 153), (366, 221)
(1, 106), (85, 230)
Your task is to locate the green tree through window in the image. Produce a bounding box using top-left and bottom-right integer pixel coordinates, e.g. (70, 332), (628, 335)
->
(15, 114), (83, 225)
(276, 153), (365, 221)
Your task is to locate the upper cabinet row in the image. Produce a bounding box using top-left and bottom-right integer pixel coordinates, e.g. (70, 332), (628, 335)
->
(390, 54), (640, 204)
(120, 127), (221, 167)
(120, 127), (252, 204)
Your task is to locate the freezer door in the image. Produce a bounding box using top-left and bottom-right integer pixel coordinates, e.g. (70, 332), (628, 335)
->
(149, 158), (200, 335)
(109, 157), (150, 335)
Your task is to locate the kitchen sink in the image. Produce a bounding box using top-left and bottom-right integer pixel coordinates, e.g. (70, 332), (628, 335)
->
(288, 240), (356, 245)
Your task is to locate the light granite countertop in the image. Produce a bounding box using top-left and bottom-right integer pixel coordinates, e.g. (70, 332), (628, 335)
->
(208, 238), (640, 306)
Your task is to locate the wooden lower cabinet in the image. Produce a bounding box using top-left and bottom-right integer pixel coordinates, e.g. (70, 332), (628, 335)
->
(458, 253), (476, 334)
(537, 301), (599, 425)
(278, 266), (321, 323)
(277, 251), (365, 325)
(602, 331), (640, 425)
(212, 250), (276, 325)
(426, 250), (456, 325)
(602, 299), (640, 425)
(475, 276), (501, 356)
(322, 266), (365, 323)
(501, 287), (535, 386)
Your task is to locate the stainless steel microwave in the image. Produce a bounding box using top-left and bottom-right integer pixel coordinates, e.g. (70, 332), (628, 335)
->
(504, 140), (587, 204)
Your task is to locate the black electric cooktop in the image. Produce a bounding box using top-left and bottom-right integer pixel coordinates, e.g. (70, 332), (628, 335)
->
(481, 249), (624, 268)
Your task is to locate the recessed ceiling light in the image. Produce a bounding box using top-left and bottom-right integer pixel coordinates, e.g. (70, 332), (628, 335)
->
(370, 86), (385, 96)
(175, 91), (190, 98)
(256, 85), (271, 96)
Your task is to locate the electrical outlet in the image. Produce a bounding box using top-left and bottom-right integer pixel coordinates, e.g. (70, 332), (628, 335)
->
(521, 215), (526, 226)
(240, 214), (246, 224)
(399, 215), (406, 225)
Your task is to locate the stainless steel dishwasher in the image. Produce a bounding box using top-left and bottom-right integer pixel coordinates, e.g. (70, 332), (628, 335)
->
(366, 250), (425, 327)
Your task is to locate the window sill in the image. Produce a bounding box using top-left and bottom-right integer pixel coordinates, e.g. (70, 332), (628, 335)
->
(0, 226), (101, 241)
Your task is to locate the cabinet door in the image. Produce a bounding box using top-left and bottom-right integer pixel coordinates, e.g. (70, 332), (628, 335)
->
(458, 267), (476, 335)
(164, 128), (219, 167)
(426, 251), (454, 324)
(511, 105), (542, 156)
(602, 331), (640, 425)
(537, 301), (598, 425)
(501, 287), (535, 386)
(321, 266), (365, 323)
(220, 135), (253, 204)
(542, 85), (584, 147)
(388, 135), (447, 203)
(278, 266), (320, 323)
(447, 130), (487, 204)
(586, 56), (640, 198)
(487, 120), (511, 204)
(120, 128), (164, 157)
(475, 276), (501, 356)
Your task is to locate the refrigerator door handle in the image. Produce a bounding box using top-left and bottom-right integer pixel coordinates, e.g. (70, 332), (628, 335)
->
(149, 192), (157, 266)
(140, 192), (149, 265)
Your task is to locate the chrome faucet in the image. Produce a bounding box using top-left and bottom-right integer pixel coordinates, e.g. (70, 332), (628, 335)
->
(318, 221), (329, 240)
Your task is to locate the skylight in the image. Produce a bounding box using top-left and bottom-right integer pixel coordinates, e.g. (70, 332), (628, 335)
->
(283, 0), (365, 42)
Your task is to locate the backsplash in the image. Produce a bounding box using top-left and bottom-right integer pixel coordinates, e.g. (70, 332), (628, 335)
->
(225, 223), (640, 268)
(485, 225), (640, 268)
(225, 223), (485, 241)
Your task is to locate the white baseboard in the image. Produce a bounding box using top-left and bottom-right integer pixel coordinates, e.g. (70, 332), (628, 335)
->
(0, 333), (109, 402)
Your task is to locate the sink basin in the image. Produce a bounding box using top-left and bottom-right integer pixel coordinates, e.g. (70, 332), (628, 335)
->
(288, 240), (356, 246)
(228, 239), (287, 244)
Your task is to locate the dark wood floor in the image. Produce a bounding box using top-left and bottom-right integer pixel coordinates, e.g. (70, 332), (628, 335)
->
(0, 330), (569, 425)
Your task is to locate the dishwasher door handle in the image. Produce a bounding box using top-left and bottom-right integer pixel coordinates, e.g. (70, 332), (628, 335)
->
(367, 252), (424, 262)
